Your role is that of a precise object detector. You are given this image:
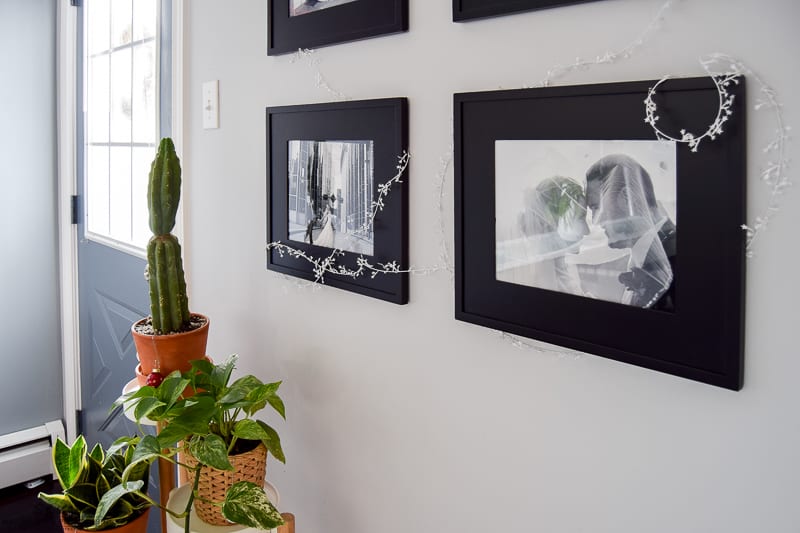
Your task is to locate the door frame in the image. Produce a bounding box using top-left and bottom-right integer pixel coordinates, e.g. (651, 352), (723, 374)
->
(57, 0), (186, 442)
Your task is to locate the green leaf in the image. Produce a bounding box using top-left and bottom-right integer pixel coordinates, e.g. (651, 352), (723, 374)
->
(66, 483), (99, 509)
(242, 382), (284, 417)
(232, 419), (265, 441)
(88, 443), (104, 464)
(103, 454), (126, 479)
(221, 481), (285, 530)
(191, 434), (233, 471)
(53, 436), (86, 489)
(121, 456), (151, 487)
(266, 393), (286, 420)
(118, 436), (159, 484)
(189, 358), (215, 377)
(94, 481), (144, 526)
(211, 354), (238, 393)
(95, 500), (136, 530)
(220, 375), (264, 406)
(133, 396), (167, 422)
(156, 373), (191, 408)
(106, 436), (139, 458)
(153, 421), (193, 448)
(95, 474), (110, 500)
(38, 492), (79, 513)
(168, 395), (216, 434)
(257, 420), (285, 464)
(111, 385), (156, 410)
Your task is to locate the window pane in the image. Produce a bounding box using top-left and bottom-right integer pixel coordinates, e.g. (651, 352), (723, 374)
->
(132, 41), (156, 143)
(87, 0), (110, 55)
(109, 146), (132, 242)
(85, 0), (162, 253)
(110, 0), (132, 48)
(133, 0), (157, 41)
(87, 145), (110, 236)
(87, 54), (109, 143)
(132, 146), (155, 248)
(109, 48), (132, 143)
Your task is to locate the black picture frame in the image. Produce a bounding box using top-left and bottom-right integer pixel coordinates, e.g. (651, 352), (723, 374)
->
(453, 0), (600, 21)
(454, 77), (746, 389)
(267, 98), (409, 304)
(268, 0), (408, 56)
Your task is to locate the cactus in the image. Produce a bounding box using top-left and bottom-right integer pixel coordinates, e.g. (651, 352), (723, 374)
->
(146, 138), (191, 334)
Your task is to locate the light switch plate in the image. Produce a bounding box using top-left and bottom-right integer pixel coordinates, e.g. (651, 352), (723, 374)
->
(202, 80), (219, 129)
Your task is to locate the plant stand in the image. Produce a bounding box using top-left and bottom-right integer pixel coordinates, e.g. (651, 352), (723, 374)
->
(122, 378), (174, 532)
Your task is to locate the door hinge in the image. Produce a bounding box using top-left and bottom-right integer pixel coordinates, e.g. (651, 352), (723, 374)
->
(75, 410), (83, 436)
(70, 195), (79, 224)
(71, 0), (81, 7)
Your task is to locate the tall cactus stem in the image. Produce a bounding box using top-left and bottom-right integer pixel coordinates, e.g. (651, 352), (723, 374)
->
(146, 138), (191, 334)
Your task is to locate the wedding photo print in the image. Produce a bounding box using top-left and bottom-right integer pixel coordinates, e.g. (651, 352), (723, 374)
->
(495, 140), (677, 310)
(290, 0), (359, 17)
(287, 140), (375, 255)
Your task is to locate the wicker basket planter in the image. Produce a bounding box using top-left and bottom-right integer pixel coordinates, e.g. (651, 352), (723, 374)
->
(183, 441), (268, 526)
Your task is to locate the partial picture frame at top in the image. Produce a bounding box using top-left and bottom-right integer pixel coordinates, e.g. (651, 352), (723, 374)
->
(454, 77), (746, 389)
(268, 0), (408, 56)
(267, 98), (409, 304)
(453, 0), (601, 22)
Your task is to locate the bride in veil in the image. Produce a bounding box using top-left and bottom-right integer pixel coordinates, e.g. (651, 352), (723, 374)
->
(496, 176), (590, 295)
(314, 201), (336, 249)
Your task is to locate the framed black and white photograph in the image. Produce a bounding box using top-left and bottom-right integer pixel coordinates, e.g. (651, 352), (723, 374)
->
(267, 98), (409, 304)
(453, 0), (601, 22)
(268, 0), (408, 55)
(454, 77), (746, 389)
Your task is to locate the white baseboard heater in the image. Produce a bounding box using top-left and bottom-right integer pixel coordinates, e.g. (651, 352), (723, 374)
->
(0, 420), (65, 490)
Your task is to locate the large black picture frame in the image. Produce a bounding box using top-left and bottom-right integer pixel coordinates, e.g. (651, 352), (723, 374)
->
(453, 0), (601, 21)
(268, 0), (408, 56)
(454, 77), (746, 389)
(267, 98), (409, 304)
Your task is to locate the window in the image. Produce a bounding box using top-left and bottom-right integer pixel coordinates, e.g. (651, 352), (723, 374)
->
(84, 0), (164, 252)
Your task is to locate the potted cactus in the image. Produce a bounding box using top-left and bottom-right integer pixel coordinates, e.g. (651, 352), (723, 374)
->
(38, 436), (153, 533)
(132, 138), (209, 385)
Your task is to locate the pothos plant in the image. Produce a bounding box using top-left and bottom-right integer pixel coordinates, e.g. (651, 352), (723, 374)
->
(114, 354), (286, 532)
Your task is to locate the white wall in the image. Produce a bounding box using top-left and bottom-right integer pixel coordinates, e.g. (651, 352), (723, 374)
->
(182, 1), (800, 531)
(0, 0), (63, 437)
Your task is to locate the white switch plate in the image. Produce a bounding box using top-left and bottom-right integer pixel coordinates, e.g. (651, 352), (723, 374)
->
(202, 80), (219, 129)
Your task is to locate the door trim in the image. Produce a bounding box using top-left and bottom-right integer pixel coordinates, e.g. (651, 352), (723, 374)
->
(57, 0), (80, 442)
(57, 0), (185, 443)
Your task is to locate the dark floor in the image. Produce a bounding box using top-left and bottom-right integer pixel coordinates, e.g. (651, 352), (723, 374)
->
(0, 478), (62, 533)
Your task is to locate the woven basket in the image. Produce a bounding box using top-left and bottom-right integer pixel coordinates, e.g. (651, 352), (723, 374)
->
(182, 441), (267, 526)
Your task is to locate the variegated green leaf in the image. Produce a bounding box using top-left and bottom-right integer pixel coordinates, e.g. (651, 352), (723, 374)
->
(222, 481), (284, 530)
(191, 434), (233, 471)
(37, 492), (79, 512)
(94, 481), (143, 526)
(66, 483), (99, 509)
(53, 436), (86, 489)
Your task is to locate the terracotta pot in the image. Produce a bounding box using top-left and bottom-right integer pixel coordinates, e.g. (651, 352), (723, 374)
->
(60, 508), (150, 533)
(132, 313), (210, 378)
(182, 441), (267, 526)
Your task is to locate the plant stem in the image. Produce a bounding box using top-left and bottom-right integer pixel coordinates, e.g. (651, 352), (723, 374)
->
(134, 491), (185, 519)
(227, 435), (239, 455)
(183, 464), (203, 533)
